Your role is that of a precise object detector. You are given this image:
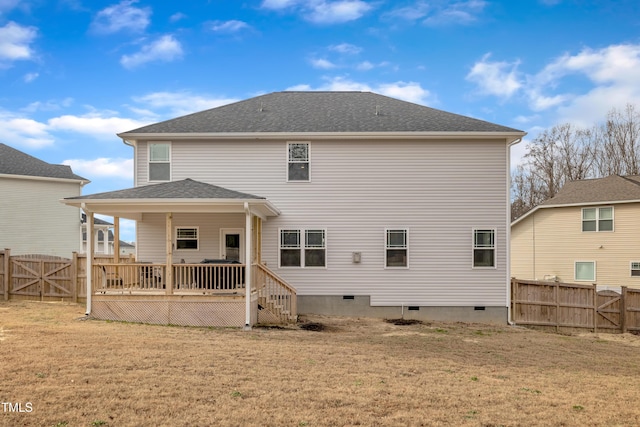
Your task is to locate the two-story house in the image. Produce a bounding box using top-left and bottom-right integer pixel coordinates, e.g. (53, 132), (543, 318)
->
(64, 91), (525, 327)
(511, 174), (640, 288)
(0, 143), (88, 257)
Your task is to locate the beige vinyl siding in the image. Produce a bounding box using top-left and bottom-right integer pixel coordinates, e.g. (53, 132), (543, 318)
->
(511, 203), (640, 287)
(0, 177), (82, 257)
(136, 139), (509, 306)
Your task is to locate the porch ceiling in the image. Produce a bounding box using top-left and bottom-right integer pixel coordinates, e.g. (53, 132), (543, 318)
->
(61, 178), (280, 220)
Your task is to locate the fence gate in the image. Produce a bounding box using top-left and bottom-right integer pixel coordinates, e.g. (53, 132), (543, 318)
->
(596, 290), (622, 331)
(10, 255), (74, 301)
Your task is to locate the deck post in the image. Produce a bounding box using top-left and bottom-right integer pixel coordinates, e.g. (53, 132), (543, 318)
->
(114, 216), (120, 263)
(165, 213), (173, 295)
(3, 248), (9, 301)
(84, 207), (94, 315)
(244, 203), (252, 330)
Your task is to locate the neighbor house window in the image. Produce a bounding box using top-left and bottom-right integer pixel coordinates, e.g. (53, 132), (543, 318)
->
(149, 142), (170, 181)
(631, 262), (640, 277)
(176, 227), (198, 250)
(473, 229), (496, 268)
(288, 142), (310, 181)
(386, 229), (408, 268)
(575, 261), (595, 281)
(279, 228), (326, 267)
(582, 207), (613, 232)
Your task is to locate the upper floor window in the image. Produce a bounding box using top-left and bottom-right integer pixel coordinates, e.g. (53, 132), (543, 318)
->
(582, 207), (613, 232)
(176, 227), (198, 250)
(631, 262), (640, 277)
(288, 142), (310, 181)
(385, 229), (408, 268)
(149, 142), (170, 181)
(473, 229), (496, 268)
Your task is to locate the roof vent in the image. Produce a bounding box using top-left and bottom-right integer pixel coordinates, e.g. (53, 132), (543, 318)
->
(375, 105), (380, 116)
(259, 102), (265, 112)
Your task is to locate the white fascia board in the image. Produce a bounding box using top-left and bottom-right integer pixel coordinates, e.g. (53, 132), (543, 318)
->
(511, 198), (640, 226)
(1, 173), (90, 186)
(118, 131), (527, 144)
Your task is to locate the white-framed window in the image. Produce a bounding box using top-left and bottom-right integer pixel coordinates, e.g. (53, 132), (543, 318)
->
(176, 227), (198, 250)
(149, 142), (171, 181)
(575, 261), (596, 281)
(385, 229), (408, 268)
(473, 229), (496, 268)
(287, 142), (310, 182)
(582, 207), (613, 232)
(279, 228), (326, 267)
(631, 262), (640, 277)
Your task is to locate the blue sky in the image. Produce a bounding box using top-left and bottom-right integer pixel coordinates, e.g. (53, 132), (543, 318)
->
(1, 0), (640, 241)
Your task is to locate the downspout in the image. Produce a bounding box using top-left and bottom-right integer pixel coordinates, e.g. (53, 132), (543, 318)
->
(121, 138), (138, 260)
(244, 202), (252, 330)
(82, 203), (93, 316)
(507, 137), (523, 326)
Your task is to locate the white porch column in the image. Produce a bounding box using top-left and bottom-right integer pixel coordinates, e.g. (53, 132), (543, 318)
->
(114, 216), (120, 263)
(165, 212), (173, 294)
(84, 207), (94, 315)
(244, 203), (252, 330)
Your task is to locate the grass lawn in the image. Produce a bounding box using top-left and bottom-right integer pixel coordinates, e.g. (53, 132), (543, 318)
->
(1, 300), (639, 426)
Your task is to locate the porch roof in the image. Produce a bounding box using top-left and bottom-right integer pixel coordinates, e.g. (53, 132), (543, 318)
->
(62, 178), (280, 220)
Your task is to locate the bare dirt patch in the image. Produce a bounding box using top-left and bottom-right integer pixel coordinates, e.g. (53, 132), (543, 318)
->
(1, 301), (640, 426)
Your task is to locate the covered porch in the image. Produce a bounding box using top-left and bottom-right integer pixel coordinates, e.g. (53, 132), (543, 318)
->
(63, 179), (297, 327)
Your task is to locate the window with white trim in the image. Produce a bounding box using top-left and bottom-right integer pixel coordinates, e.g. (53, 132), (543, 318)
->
(473, 229), (496, 268)
(582, 207), (613, 232)
(575, 261), (595, 281)
(149, 142), (170, 181)
(385, 229), (408, 268)
(176, 227), (198, 250)
(631, 262), (640, 277)
(280, 228), (325, 267)
(287, 142), (310, 181)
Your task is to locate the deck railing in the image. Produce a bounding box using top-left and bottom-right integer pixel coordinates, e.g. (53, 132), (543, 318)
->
(92, 262), (245, 294)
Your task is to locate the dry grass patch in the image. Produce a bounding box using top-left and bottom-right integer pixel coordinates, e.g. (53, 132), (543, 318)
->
(1, 301), (640, 426)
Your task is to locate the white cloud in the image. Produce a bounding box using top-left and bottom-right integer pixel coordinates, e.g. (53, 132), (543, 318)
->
(0, 113), (54, 148)
(91, 0), (151, 34)
(466, 54), (522, 97)
(208, 20), (250, 33)
(287, 77), (434, 105)
(0, 21), (37, 64)
(261, 0), (372, 24)
(386, 0), (486, 26)
(170, 12), (187, 23)
(63, 158), (134, 180)
(329, 43), (362, 54)
(48, 114), (148, 137)
(131, 91), (238, 117)
(310, 58), (337, 69)
(23, 72), (39, 83)
(120, 35), (183, 69)
(21, 97), (74, 113)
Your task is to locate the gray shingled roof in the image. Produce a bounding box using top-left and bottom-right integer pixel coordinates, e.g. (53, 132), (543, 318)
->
(541, 175), (640, 206)
(0, 143), (88, 181)
(66, 178), (265, 200)
(119, 91), (523, 135)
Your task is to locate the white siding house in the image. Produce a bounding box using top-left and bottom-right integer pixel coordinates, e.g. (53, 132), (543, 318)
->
(64, 91), (525, 325)
(0, 143), (88, 257)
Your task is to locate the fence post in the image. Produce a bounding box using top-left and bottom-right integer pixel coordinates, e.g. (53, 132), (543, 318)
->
(4, 248), (10, 301)
(621, 286), (627, 334)
(71, 252), (78, 303)
(592, 283), (598, 334)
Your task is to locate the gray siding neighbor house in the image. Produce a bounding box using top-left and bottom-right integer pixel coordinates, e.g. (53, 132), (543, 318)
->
(0, 143), (89, 257)
(63, 91), (525, 327)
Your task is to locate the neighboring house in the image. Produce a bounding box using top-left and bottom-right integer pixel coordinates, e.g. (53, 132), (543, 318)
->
(0, 143), (89, 257)
(63, 91), (525, 326)
(511, 175), (640, 288)
(81, 213), (114, 255)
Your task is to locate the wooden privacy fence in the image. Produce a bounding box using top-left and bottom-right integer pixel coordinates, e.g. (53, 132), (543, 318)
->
(511, 278), (640, 333)
(0, 249), (134, 303)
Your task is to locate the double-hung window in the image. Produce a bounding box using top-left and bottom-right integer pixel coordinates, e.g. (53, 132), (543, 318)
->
(473, 229), (496, 268)
(149, 142), (170, 182)
(287, 142), (310, 181)
(582, 207), (613, 232)
(385, 229), (408, 268)
(631, 262), (640, 277)
(280, 228), (326, 267)
(176, 227), (198, 250)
